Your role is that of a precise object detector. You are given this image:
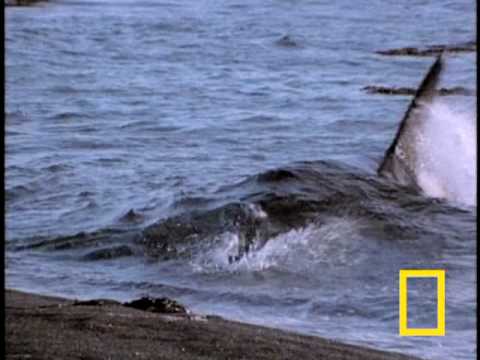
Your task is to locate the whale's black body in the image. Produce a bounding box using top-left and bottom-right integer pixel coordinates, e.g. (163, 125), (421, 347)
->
(378, 54), (444, 187)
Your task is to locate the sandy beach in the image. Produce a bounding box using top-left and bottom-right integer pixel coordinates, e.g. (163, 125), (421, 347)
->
(5, 289), (423, 360)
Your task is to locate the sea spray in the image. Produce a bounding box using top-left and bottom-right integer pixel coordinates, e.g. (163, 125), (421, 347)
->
(416, 99), (476, 206)
(190, 217), (365, 273)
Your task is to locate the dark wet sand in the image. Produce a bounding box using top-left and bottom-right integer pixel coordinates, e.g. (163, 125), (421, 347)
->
(6, 289), (423, 360)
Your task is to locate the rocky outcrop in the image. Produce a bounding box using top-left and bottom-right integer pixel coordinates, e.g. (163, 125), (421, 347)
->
(124, 296), (188, 314)
(363, 85), (474, 96)
(376, 41), (476, 56)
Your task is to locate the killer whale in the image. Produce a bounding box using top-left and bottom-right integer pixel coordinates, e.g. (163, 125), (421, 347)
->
(134, 54), (451, 263)
(18, 55), (460, 264)
(377, 54), (444, 188)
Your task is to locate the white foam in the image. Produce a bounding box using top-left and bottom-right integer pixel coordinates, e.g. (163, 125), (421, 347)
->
(416, 99), (476, 207)
(190, 217), (364, 273)
(247, 203), (268, 219)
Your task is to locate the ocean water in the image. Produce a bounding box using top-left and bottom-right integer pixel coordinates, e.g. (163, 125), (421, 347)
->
(5, 1), (476, 359)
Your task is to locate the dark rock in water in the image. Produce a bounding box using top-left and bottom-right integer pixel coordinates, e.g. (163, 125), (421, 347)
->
(82, 245), (134, 261)
(124, 296), (187, 314)
(119, 208), (144, 223)
(364, 86), (416, 95)
(363, 85), (474, 96)
(436, 87), (475, 96)
(376, 41), (476, 56)
(5, 0), (45, 6)
(73, 299), (121, 306)
(275, 35), (299, 47)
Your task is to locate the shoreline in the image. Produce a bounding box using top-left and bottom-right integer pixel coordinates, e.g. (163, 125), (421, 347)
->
(6, 289), (423, 360)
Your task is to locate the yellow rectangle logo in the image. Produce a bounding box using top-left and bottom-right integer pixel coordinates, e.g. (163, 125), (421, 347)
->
(399, 269), (445, 336)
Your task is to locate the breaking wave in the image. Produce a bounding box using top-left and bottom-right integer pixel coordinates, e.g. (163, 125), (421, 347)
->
(190, 217), (365, 273)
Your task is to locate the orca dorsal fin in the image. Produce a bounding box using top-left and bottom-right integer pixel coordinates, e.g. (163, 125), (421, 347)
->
(377, 54), (444, 186)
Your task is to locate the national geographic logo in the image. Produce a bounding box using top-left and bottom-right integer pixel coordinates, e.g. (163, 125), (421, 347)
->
(399, 269), (446, 336)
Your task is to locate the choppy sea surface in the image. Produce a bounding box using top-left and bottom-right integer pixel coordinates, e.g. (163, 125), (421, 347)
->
(6, 1), (476, 359)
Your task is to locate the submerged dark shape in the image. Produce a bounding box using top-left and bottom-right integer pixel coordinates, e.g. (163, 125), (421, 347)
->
(275, 35), (300, 48)
(119, 208), (145, 223)
(82, 244), (134, 261)
(377, 54), (443, 187)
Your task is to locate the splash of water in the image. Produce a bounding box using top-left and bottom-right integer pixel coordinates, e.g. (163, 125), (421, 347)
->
(190, 217), (365, 273)
(416, 99), (476, 207)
